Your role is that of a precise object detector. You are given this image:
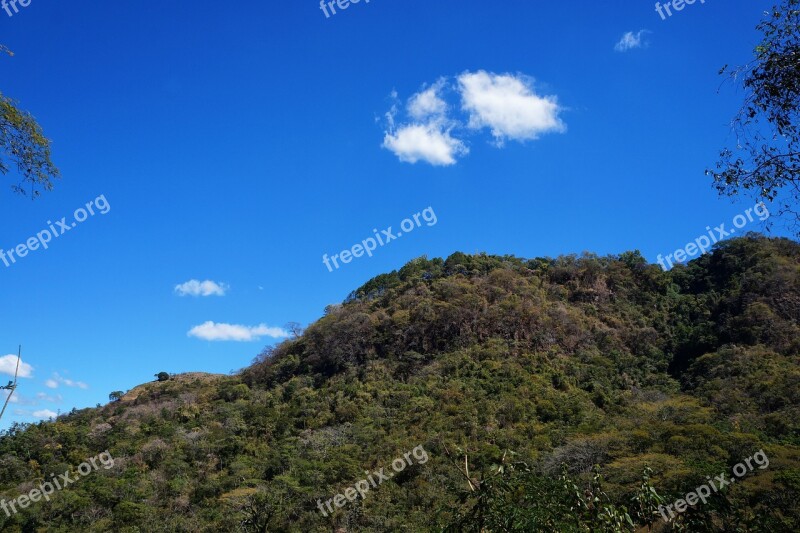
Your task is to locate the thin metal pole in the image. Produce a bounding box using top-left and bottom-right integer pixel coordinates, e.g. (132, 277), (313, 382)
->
(0, 345), (21, 423)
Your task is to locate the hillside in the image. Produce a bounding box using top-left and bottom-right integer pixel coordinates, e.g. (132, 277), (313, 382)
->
(1, 234), (799, 532)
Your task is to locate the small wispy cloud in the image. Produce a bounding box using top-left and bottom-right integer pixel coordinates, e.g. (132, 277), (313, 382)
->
(383, 123), (468, 166)
(37, 392), (63, 403)
(1, 390), (17, 405)
(13, 407), (58, 420)
(187, 321), (289, 342)
(615, 30), (650, 52)
(383, 82), (468, 166)
(46, 373), (88, 390)
(0, 354), (33, 378)
(32, 409), (57, 420)
(0, 390), (36, 405)
(407, 81), (448, 121)
(175, 280), (228, 297)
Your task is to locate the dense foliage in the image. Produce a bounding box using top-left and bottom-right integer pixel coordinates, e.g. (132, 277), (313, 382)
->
(1, 235), (799, 531)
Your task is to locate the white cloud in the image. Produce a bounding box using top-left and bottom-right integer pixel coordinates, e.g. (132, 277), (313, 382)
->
(175, 280), (228, 297)
(47, 373), (88, 390)
(615, 30), (650, 52)
(458, 71), (565, 143)
(1, 390), (18, 404)
(37, 392), (63, 403)
(383, 123), (468, 166)
(0, 354), (33, 378)
(3, 390), (41, 407)
(187, 321), (289, 342)
(407, 82), (447, 120)
(32, 409), (57, 420)
(383, 70), (565, 165)
(383, 82), (467, 166)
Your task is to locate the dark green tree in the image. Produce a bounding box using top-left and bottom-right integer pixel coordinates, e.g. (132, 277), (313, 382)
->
(708, 0), (800, 232)
(0, 45), (60, 198)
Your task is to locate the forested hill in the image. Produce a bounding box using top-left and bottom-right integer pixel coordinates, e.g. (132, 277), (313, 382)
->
(1, 234), (799, 532)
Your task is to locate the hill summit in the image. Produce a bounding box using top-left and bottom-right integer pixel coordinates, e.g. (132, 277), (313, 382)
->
(1, 234), (799, 531)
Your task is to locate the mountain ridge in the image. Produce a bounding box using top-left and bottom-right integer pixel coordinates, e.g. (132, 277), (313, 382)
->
(1, 234), (799, 531)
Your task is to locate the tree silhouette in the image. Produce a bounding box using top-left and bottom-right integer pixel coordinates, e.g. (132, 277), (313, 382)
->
(0, 44), (60, 198)
(708, 0), (800, 233)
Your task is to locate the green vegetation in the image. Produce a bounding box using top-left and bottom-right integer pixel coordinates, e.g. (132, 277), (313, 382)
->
(108, 391), (123, 403)
(709, 0), (800, 233)
(1, 235), (799, 531)
(1, 45), (60, 199)
(0, 92), (59, 199)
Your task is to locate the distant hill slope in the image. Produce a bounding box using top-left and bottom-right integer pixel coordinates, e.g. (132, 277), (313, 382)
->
(118, 372), (226, 403)
(1, 234), (799, 532)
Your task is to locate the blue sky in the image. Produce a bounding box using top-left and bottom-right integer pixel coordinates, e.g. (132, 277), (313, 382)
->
(0, 0), (783, 427)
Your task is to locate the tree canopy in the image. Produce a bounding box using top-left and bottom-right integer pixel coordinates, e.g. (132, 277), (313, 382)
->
(0, 46), (59, 198)
(709, 0), (800, 232)
(0, 236), (797, 531)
